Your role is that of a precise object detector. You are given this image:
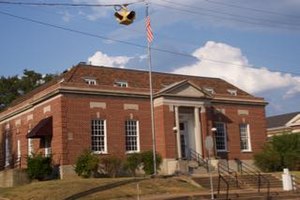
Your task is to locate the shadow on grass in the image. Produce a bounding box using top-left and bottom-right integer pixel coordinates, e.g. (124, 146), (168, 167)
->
(64, 178), (143, 200)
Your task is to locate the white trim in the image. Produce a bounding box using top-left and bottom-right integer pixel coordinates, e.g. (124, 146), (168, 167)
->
(154, 96), (208, 108)
(286, 114), (300, 127)
(215, 122), (227, 152)
(91, 119), (107, 154)
(240, 124), (252, 152)
(17, 140), (21, 161)
(0, 94), (63, 124)
(125, 120), (140, 153)
(28, 137), (34, 157)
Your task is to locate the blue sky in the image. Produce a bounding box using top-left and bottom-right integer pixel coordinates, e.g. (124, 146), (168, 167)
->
(0, 0), (300, 116)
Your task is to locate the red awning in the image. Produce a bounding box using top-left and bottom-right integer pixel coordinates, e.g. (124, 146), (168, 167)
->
(26, 117), (53, 138)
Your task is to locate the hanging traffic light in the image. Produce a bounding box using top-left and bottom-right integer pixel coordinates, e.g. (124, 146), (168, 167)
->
(114, 5), (136, 25)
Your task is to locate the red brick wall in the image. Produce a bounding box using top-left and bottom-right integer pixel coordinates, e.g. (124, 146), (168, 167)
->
(62, 94), (154, 165)
(0, 95), (64, 169)
(154, 105), (177, 159)
(211, 103), (267, 160)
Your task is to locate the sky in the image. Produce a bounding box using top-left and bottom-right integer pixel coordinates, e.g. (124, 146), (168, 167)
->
(0, 0), (300, 116)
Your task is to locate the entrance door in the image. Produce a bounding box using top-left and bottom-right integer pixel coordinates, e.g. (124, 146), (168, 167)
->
(179, 122), (188, 159)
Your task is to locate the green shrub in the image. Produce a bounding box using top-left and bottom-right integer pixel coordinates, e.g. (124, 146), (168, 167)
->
(74, 150), (99, 178)
(100, 155), (123, 178)
(254, 133), (300, 172)
(125, 153), (142, 176)
(27, 154), (52, 180)
(141, 150), (162, 175)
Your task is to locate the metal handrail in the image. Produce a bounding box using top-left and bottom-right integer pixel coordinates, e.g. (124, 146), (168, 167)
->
(188, 148), (209, 172)
(291, 174), (300, 192)
(218, 173), (229, 200)
(234, 158), (270, 198)
(218, 160), (240, 189)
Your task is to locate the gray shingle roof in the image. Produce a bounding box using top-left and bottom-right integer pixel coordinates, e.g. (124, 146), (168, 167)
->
(267, 112), (300, 129)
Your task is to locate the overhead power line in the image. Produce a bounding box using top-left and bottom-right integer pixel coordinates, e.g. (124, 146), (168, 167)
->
(0, 0), (144, 7)
(202, 0), (300, 20)
(159, 0), (300, 27)
(153, 2), (300, 30)
(0, 10), (299, 76)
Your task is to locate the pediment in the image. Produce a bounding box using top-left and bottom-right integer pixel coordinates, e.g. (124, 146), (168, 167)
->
(287, 114), (300, 127)
(157, 80), (208, 98)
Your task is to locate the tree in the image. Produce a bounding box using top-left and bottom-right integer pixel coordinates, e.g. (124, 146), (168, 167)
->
(254, 133), (300, 172)
(0, 69), (56, 111)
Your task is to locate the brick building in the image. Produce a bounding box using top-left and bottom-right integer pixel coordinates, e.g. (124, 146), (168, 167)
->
(267, 112), (300, 138)
(0, 63), (268, 177)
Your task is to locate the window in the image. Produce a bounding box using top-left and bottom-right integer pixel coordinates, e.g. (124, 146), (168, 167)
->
(114, 80), (128, 87)
(227, 89), (237, 96)
(215, 122), (227, 151)
(91, 119), (107, 153)
(84, 78), (97, 85)
(239, 124), (251, 151)
(125, 120), (140, 153)
(28, 138), (34, 157)
(17, 140), (21, 162)
(5, 131), (10, 167)
(204, 87), (215, 94)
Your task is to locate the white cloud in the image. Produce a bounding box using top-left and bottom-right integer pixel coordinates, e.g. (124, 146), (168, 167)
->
(87, 51), (132, 68)
(173, 41), (300, 97)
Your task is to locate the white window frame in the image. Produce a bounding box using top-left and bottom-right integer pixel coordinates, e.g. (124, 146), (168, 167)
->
(91, 119), (107, 154)
(227, 89), (237, 96)
(84, 78), (97, 85)
(17, 140), (21, 162)
(28, 137), (34, 157)
(44, 138), (52, 157)
(204, 87), (215, 95)
(125, 120), (140, 153)
(4, 131), (10, 167)
(214, 122), (227, 152)
(239, 124), (252, 152)
(114, 80), (128, 88)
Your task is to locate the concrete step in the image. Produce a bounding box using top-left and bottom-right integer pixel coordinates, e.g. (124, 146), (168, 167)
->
(164, 190), (300, 200)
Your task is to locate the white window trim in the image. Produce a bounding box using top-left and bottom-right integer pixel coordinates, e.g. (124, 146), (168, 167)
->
(92, 119), (107, 154)
(5, 131), (10, 167)
(204, 87), (215, 94)
(84, 78), (97, 85)
(240, 124), (252, 152)
(44, 138), (52, 157)
(17, 140), (21, 161)
(125, 120), (140, 154)
(227, 89), (237, 96)
(114, 80), (128, 88)
(28, 137), (34, 157)
(215, 122), (227, 152)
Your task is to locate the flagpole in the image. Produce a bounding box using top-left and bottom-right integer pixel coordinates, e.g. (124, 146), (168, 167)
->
(146, 2), (157, 176)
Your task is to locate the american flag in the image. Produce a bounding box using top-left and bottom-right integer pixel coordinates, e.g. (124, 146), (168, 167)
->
(146, 16), (153, 43)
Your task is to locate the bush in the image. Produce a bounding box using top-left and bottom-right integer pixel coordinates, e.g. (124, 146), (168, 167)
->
(100, 155), (123, 178)
(254, 133), (300, 172)
(141, 150), (162, 175)
(74, 150), (99, 178)
(27, 154), (52, 180)
(125, 153), (142, 176)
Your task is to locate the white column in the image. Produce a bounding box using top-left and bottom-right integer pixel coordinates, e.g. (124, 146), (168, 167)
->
(174, 106), (181, 159)
(194, 107), (203, 155)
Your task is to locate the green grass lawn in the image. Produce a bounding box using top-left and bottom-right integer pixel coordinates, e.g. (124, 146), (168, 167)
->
(0, 176), (201, 200)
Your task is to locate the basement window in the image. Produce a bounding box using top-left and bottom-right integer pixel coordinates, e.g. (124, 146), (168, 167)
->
(114, 80), (128, 88)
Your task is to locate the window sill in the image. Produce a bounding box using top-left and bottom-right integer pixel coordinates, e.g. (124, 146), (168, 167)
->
(241, 150), (252, 153)
(126, 151), (140, 154)
(93, 151), (108, 154)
